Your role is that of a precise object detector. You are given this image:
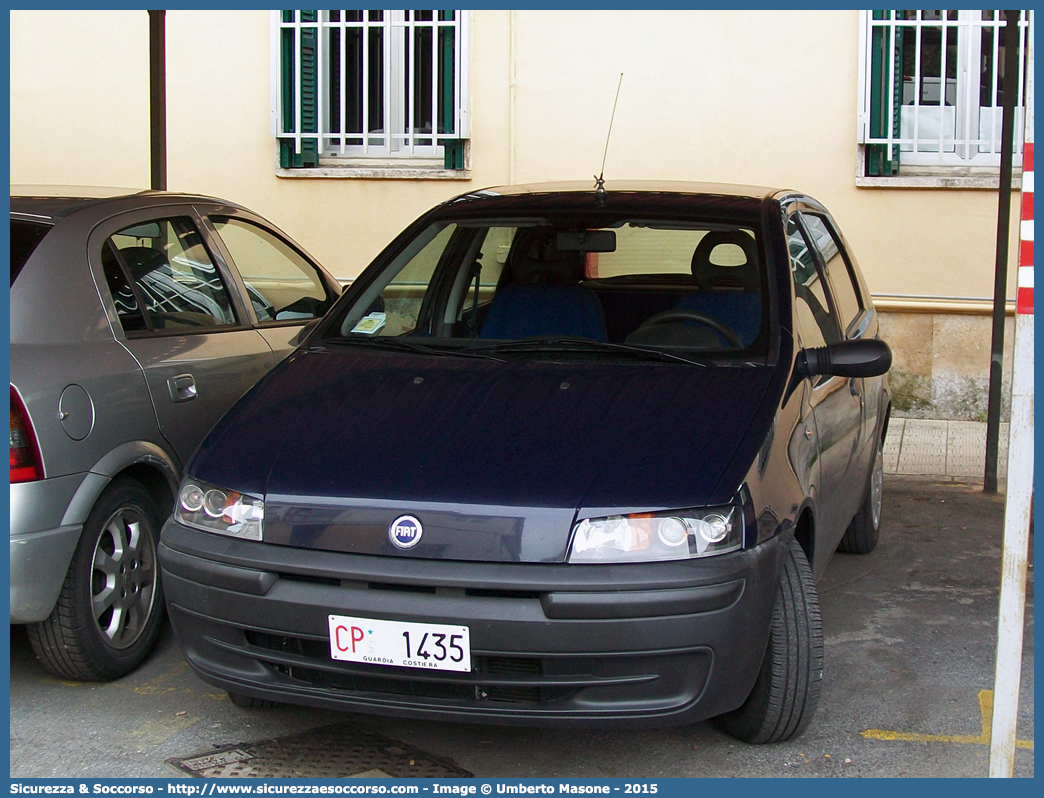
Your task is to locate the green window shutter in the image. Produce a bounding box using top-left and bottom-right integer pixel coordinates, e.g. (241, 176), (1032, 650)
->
(436, 11), (464, 170)
(865, 12), (902, 176)
(279, 10), (320, 168)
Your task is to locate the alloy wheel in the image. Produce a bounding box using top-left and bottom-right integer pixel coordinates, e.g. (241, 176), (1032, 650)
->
(91, 507), (158, 650)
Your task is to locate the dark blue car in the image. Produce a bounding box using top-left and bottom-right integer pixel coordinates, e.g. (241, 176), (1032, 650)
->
(159, 182), (891, 743)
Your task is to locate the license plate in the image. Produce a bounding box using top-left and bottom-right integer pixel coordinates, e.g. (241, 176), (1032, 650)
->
(328, 614), (471, 673)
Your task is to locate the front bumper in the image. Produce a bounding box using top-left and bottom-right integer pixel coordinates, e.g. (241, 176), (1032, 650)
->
(160, 521), (787, 728)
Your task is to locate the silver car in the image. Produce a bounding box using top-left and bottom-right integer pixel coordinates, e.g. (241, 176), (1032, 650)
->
(10, 186), (342, 680)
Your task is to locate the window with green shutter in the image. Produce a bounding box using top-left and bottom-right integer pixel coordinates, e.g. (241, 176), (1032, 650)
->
(858, 10), (1028, 178)
(275, 10), (470, 172)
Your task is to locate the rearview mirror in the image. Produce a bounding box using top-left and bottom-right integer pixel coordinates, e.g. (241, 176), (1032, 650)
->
(556, 230), (616, 252)
(799, 338), (892, 379)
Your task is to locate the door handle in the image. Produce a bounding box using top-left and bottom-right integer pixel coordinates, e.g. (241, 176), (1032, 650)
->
(168, 374), (197, 403)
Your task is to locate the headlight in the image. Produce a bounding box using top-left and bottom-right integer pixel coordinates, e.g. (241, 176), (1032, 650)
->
(567, 505), (741, 563)
(175, 478), (264, 541)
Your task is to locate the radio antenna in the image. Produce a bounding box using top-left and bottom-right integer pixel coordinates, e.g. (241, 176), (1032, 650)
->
(594, 73), (623, 207)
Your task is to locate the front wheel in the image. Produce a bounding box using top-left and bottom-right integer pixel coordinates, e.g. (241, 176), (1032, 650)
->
(716, 538), (823, 743)
(26, 478), (166, 681)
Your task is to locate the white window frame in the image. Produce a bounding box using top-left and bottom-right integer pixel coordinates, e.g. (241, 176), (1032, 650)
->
(271, 10), (471, 177)
(857, 10), (1028, 184)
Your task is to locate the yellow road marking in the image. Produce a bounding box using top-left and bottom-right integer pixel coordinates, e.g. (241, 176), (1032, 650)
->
(861, 690), (1033, 750)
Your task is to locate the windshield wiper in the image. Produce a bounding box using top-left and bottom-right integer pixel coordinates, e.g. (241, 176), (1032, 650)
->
(314, 336), (506, 362)
(468, 337), (707, 366)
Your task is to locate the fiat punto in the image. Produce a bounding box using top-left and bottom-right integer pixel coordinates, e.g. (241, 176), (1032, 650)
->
(159, 182), (891, 742)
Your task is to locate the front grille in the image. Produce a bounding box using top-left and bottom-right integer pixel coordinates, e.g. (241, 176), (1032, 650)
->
(244, 631), (560, 705)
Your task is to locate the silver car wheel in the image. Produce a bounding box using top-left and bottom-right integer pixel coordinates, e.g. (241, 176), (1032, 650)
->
(870, 447), (884, 530)
(91, 507), (158, 650)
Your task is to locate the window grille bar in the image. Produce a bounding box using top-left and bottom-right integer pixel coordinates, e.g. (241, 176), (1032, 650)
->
(1017, 12), (1027, 155)
(455, 17), (463, 139)
(959, 13), (972, 160)
(430, 16), (438, 151)
(384, 13), (392, 154)
(339, 13), (347, 156)
(408, 12), (416, 156)
(912, 19), (922, 154)
(886, 18), (895, 164)
(362, 14), (370, 156)
(991, 14), (1001, 156)
(937, 15), (948, 160)
(315, 14), (323, 160)
(295, 14), (302, 157)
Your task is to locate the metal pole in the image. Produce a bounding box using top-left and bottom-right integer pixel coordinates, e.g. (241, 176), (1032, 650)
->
(149, 10), (167, 191)
(984, 10), (1021, 493)
(988, 10), (1033, 778)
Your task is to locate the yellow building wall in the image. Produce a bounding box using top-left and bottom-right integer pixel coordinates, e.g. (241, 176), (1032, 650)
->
(10, 9), (1022, 301)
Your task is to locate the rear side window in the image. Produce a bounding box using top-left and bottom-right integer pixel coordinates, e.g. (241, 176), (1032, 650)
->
(103, 217), (238, 333)
(10, 220), (53, 285)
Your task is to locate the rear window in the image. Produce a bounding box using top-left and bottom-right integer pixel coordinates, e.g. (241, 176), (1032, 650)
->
(10, 219), (53, 285)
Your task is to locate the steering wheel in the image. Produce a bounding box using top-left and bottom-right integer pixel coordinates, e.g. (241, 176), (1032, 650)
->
(632, 308), (745, 349)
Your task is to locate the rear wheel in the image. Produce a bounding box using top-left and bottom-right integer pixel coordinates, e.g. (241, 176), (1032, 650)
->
(838, 445), (884, 554)
(716, 538), (823, 743)
(27, 478), (166, 681)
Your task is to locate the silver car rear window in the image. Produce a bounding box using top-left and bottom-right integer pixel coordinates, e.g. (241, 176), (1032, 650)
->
(10, 219), (53, 286)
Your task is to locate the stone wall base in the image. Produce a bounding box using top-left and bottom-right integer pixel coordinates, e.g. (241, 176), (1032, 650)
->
(878, 311), (1014, 421)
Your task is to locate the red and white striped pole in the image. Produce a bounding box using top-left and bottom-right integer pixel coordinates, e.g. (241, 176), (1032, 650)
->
(988, 10), (1033, 779)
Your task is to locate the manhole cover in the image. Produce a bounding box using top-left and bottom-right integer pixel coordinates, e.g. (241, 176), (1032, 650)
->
(168, 724), (472, 779)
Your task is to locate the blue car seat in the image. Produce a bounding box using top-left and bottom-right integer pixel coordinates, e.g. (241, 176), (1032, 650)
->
(479, 229), (607, 341)
(675, 230), (762, 346)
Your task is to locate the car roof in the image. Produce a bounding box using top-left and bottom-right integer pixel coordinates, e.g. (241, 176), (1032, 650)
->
(9, 185), (242, 222)
(463, 180), (789, 200)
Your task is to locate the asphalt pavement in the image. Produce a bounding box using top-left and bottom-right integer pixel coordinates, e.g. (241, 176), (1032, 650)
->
(9, 476), (1034, 778)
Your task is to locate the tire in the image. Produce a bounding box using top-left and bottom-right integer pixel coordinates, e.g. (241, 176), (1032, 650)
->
(716, 538), (823, 744)
(838, 444), (884, 554)
(227, 691), (279, 709)
(26, 478), (166, 681)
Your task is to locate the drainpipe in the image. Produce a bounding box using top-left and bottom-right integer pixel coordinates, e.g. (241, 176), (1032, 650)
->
(508, 10), (517, 184)
(149, 10), (167, 190)
(984, 10), (1021, 493)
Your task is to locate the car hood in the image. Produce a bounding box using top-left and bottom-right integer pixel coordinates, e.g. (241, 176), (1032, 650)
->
(190, 347), (776, 563)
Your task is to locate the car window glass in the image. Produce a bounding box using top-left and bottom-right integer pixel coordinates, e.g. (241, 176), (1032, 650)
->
(591, 227), (708, 279)
(211, 217), (331, 323)
(345, 223), (458, 336)
(101, 243), (149, 332)
(107, 217), (237, 331)
(474, 226), (513, 300)
(787, 216), (840, 348)
(10, 220), (52, 286)
(801, 213), (862, 334)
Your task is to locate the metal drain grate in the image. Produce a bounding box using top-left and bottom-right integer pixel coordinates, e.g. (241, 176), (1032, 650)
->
(168, 724), (472, 779)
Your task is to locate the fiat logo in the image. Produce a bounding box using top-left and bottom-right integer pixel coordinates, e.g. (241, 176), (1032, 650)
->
(389, 515), (423, 549)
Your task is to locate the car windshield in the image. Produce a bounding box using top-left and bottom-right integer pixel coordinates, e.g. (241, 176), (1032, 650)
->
(325, 210), (769, 361)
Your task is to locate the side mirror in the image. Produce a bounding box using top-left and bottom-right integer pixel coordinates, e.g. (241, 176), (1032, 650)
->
(799, 338), (892, 379)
